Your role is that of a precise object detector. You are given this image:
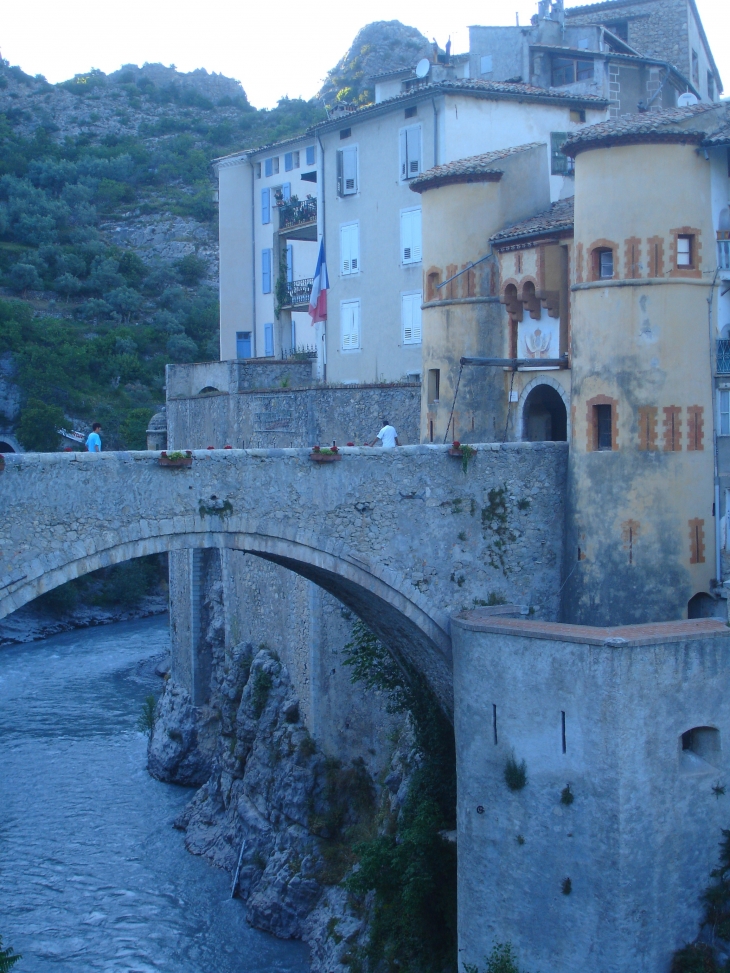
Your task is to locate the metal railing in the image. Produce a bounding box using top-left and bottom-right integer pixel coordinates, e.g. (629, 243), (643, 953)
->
(285, 277), (313, 307)
(278, 198), (317, 229)
(718, 238), (730, 271)
(717, 339), (730, 373)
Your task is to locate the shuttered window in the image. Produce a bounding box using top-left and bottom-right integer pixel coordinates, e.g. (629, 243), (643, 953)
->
(262, 248), (272, 293)
(402, 292), (422, 345)
(306, 145), (316, 166)
(341, 300), (360, 351)
(282, 182), (291, 202)
(337, 146), (358, 196)
(261, 188), (271, 224)
(284, 152), (299, 171)
(340, 222), (359, 275)
(264, 322), (274, 357)
(400, 208), (422, 264)
(399, 125), (421, 180)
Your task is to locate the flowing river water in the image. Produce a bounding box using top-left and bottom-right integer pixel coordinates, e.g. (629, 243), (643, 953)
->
(0, 615), (309, 973)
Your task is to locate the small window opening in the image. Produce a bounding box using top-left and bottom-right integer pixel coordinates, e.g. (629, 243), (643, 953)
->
(493, 704), (498, 745)
(596, 248), (614, 279)
(595, 404), (612, 450)
(429, 419), (434, 443)
(340, 128), (352, 140)
(255, 162), (261, 178)
(561, 711), (566, 753)
(677, 234), (693, 267)
(428, 368), (440, 404)
(405, 105), (417, 118)
(569, 109), (586, 123)
(680, 726), (721, 770)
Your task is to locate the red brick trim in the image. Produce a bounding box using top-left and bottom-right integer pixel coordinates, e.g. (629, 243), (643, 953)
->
(520, 278), (541, 320)
(663, 406), (682, 451)
(638, 406), (658, 450)
(587, 239), (620, 281)
(425, 266), (442, 302)
(575, 242), (584, 284)
(647, 236), (664, 278)
(689, 518), (706, 564)
(669, 226), (702, 279)
(586, 394), (619, 451)
(501, 280), (524, 323)
(687, 405), (704, 451)
(624, 236), (642, 279)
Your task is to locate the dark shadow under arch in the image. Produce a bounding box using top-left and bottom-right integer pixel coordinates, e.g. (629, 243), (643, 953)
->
(0, 441), (15, 453)
(523, 384), (567, 442)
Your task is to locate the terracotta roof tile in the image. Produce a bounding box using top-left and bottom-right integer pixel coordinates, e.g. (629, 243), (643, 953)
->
(491, 197), (574, 244)
(563, 103), (719, 155)
(410, 142), (545, 193)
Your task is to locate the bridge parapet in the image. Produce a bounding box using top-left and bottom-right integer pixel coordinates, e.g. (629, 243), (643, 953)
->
(0, 443), (566, 709)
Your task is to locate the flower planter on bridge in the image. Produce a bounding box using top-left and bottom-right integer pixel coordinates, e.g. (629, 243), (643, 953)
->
(159, 450), (193, 468)
(309, 447), (340, 463)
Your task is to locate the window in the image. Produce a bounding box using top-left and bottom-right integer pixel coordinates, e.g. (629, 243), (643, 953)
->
(236, 331), (252, 359)
(400, 125), (422, 179)
(340, 128), (352, 140)
(405, 105), (417, 118)
(595, 404), (613, 450)
(340, 222), (359, 275)
(262, 248), (272, 293)
(255, 162), (261, 179)
(301, 171), (317, 183)
(708, 71), (715, 101)
(282, 182), (291, 202)
(550, 133), (574, 175)
(551, 56), (594, 86)
(607, 20), (628, 41)
(480, 55), (493, 75)
(306, 145), (316, 166)
(570, 109), (585, 123)
(285, 244), (293, 284)
(692, 49), (699, 85)
(264, 157), (279, 177)
(428, 369), (440, 404)
(337, 146), (358, 196)
(261, 188), (271, 224)
(719, 390), (730, 436)
(284, 151), (299, 171)
(402, 292), (423, 345)
(677, 234), (693, 267)
(400, 208), (422, 264)
(264, 322), (274, 357)
(341, 300), (360, 351)
(595, 248), (614, 279)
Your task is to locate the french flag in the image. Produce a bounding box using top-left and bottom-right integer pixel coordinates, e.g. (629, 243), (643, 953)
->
(309, 238), (329, 324)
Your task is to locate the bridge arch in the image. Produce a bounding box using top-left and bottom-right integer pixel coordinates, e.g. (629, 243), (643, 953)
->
(0, 522), (454, 713)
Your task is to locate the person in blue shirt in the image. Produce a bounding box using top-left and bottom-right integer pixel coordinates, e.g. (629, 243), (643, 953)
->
(86, 422), (102, 453)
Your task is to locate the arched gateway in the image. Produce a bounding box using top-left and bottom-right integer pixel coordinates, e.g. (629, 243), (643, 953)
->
(0, 444), (566, 714)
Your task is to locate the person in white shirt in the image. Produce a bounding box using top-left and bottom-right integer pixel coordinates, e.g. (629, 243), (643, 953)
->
(369, 419), (399, 448)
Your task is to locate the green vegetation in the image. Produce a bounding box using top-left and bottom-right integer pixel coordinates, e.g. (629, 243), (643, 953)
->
(343, 620), (457, 973)
(0, 936), (21, 972)
(560, 784), (574, 806)
(463, 942), (530, 973)
(137, 694), (157, 735)
(673, 827), (730, 970)
(251, 667), (273, 718)
(33, 553), (166, 614)
(504, 755), (527, 792)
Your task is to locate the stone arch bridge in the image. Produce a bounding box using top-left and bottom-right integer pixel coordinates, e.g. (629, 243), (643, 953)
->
(0, 443), (566, 712)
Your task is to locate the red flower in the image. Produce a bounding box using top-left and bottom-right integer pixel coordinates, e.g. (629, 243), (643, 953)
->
(224, 445), (232, 449)
(453, 440), (461, 449)
(312, 445), (321, 452)
(346, 442), (355, 447)
(207, 445), (215, 450)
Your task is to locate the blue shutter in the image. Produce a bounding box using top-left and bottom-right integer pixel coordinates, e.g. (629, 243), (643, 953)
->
(264, 158), (273, 177)
(283, 182), (291, 202)
(261, 188), (270, 224)
(286, 245), (293, 283)
(264, 322), (274, 357)
(262, 249), (272, 293)
(306, 146), (316, 166)
(285, 152), (293, 171)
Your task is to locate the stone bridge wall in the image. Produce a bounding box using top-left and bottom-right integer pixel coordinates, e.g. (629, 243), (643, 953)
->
(0, 443), (567, 710)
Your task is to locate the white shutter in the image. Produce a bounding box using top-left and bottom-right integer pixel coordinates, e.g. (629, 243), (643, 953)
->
(399, 130), (408, 179)
(402, 293), (422, 345)
(341, 223), (359, 275)
(401, 209), (422, 264)
(341, 301), (360, 350)
(342, 147), (358, 194)
(406, 126), (421, 177)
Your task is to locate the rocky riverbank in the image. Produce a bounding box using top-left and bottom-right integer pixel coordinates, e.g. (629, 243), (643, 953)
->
(148, 643), (418, 971)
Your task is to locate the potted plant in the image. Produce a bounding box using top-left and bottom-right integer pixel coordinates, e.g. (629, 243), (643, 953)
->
(159, 450), (193, 468)
(448, 440), (477, 473)
(309, 444), (341, 463)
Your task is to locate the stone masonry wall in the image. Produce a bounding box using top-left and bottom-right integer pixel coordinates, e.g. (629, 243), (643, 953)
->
(567, 0), (689, 70)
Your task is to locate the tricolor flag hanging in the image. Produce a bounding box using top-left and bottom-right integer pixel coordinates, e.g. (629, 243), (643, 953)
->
(309, 238), (329, 324)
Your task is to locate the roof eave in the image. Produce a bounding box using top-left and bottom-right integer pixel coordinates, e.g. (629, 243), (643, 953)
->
(564, 130), (706, 157)
(410, 170), (504, 194)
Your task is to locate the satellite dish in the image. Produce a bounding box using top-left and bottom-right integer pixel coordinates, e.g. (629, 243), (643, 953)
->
(415, 58), (430, 79)
(677, 92), (699, 107)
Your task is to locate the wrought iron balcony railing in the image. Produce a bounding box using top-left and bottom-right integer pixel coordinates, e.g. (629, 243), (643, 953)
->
(285, 277), (313, 307)
(717, 339), (730, 373)
(279, 198), (317, 230)
(718, 238), (730, 271)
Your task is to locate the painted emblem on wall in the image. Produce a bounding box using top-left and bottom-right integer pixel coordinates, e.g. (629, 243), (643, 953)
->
(518, 313), (558, 360)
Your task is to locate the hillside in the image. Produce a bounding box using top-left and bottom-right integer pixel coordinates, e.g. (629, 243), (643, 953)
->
(0, 21), (425, 451)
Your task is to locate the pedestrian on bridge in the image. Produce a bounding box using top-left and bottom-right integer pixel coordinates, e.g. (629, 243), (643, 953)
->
(368, 419), (399, 448)
(86, 423), (102, 453)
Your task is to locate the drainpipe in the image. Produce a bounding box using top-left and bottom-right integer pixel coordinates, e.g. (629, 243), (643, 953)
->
(317, 130), (327, 383)
(249, 157), (257, 359)
(708, 266), (722, 585)
(431, 98), (439, 166)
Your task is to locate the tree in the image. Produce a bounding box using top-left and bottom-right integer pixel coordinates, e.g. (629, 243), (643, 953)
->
(166, 333), (198, 362)
(106, 286), (142, 321)
(16, 398), (65, 452)
(8, 263), (42, 294)
(121, 408), (154, 449)
(175, 252), (207, 286)
(53, 272), (82, 301)
(0, 934), (21, 972)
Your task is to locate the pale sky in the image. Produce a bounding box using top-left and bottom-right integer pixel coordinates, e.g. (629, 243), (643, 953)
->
(2, 0), (728, 110)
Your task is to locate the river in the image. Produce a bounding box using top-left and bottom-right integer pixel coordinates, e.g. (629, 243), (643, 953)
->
(0, 616), (309, 972)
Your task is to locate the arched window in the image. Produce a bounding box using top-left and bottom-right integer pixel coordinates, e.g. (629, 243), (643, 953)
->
(522, 385), (567, 442)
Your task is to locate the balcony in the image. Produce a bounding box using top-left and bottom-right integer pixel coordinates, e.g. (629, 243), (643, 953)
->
(718, 234), (730, 271)
(717, 339), (730, 374)
(278, 198), (317, 240)
(282, 277), (313, 309)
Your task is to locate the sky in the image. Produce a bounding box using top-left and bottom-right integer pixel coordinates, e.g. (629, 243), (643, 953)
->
(1, 0), (728, 110)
